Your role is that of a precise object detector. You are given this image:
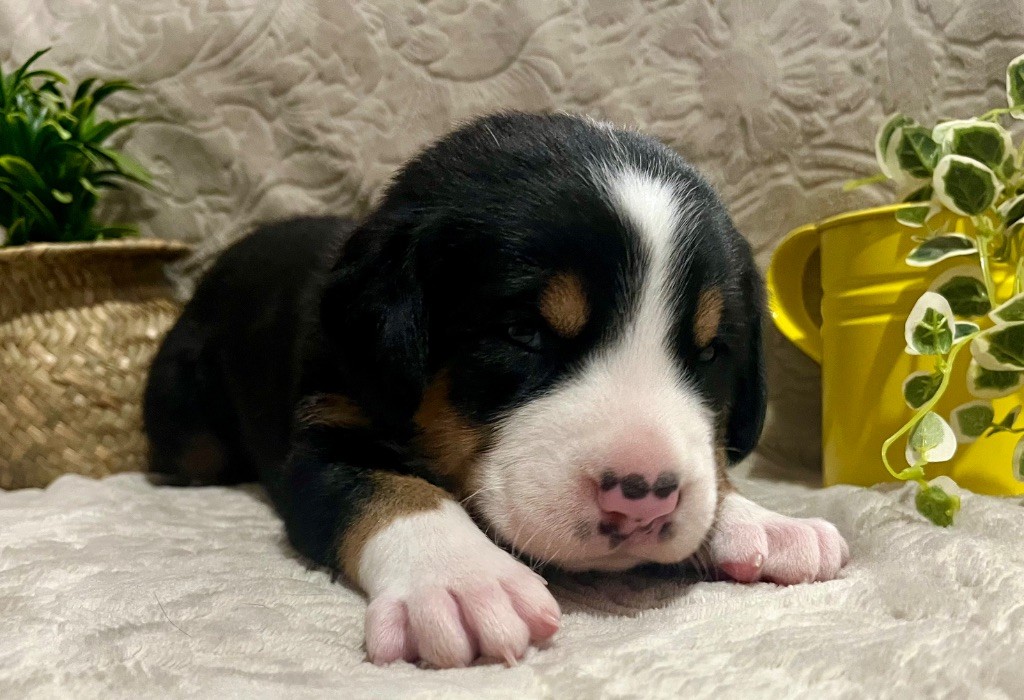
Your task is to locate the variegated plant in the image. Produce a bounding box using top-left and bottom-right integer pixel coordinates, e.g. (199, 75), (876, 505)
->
(857, 53), (1024, 526)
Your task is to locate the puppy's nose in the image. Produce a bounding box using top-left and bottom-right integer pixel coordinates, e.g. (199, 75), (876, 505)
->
(597, 470), (680, 530)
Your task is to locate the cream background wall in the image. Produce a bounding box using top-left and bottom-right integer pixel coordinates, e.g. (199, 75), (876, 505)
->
(5, 0), (1023, 474)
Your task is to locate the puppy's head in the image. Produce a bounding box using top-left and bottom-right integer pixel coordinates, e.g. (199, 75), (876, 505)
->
(322, 113), (765, 571)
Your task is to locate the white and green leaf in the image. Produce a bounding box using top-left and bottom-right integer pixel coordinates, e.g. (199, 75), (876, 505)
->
(933, 119), (1012, 168)
(1014, 435), (1024, 482)
(906, 411), (958, 465)
(989, 291), (1024, 324)
(998, 193), (1024, 228)
(876, 113), (916, 178)
(932, 155), (1003, 216)
(1007, 52), (1024, 119)
(955, 321), (981, 341)
(902, 184), (934, 203)
(950, 401), (994, 444)
(905, 234), (976, 267)
(905, 291), (955, 356)
(928, 265), (991, 317)
(902, 371), (943, 409)
(966, 359), (1024, 398)
(995, 406), (1021, 431)
(895, 204), (933, 228)
(895, 126), (940, 178)
(971, 322), (1024, 370)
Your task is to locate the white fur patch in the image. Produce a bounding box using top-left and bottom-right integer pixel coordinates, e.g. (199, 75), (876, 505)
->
(358, 501), (560, 667)
(472, 166), (719, 572)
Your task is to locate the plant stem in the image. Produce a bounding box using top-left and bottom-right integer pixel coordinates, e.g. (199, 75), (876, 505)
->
(972, 217), (999, 306)
(880, 335), (977, 479)
(980, 107), (1015, 121)
(843, 173), (889, 191)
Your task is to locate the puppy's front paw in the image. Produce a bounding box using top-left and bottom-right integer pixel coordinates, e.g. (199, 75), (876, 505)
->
(358, 502), (560, 668)
(709, 493), (849, 585)
(366, 563), (558, 668)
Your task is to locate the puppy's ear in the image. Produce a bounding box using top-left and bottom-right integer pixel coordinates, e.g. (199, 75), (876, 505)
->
(725, 241), (767, 465)
(319, 225), (427, 433)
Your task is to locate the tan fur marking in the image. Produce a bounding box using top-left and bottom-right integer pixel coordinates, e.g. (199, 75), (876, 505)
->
(716, 445), (735, 502)
(298, 394), (369, 429)
(694, 287), (724, 347)
(337, 472), (448, 582)
(413, 373), (486, 497)
(540, 273), (589, 338)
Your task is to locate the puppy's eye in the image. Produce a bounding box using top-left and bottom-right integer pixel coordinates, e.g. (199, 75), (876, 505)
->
(697, 344), (717, 363)
(507, 324), (543, 350)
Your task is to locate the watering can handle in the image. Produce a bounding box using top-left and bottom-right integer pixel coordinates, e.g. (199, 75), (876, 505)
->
(767, 223), (824, 364)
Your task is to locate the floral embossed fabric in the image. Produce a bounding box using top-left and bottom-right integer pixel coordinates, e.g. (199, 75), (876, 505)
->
(4, 0), (1023, 473)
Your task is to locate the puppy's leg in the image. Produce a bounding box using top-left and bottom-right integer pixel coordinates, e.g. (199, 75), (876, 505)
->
(708, 479), (849, 585)
(143, 319), (249, 485)
(284, 446), (560, 668)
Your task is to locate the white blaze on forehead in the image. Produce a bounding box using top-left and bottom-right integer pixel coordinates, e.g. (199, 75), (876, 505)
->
(604, 167), (682, 260)
(599, 166), (695, 374)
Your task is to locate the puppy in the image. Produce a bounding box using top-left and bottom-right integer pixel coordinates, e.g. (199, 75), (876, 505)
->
(144, 112), (848, 668)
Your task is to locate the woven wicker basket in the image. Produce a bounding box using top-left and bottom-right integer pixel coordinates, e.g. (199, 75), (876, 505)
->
(0, 239), (190, 489)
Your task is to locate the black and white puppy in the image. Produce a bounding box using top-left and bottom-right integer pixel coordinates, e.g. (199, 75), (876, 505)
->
(144, 112), (848, 668)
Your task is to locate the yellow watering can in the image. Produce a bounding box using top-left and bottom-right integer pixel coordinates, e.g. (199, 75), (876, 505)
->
(767, 204), (1024, 496)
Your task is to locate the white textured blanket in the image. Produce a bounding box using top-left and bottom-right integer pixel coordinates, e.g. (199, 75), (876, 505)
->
(1, 464), (1021, 699)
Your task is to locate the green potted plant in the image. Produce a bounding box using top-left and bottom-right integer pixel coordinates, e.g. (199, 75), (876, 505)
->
(768, 52), (1024, 525)
(0, 49), (188, 489)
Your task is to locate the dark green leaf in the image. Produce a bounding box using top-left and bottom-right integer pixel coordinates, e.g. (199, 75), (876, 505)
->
(50, 189), (72, 204)
(1014, 435), (1024, 482)
(911, 308), (954, 355)
(952, 130), (1004, 167)
(915, 485), (960, 527)
(942, 122), (1011, 167)
(932, 274), (990, 317)
(972, 322), (1024, 370)
(903, 184), (934, 203)
(933, 155), (1001, 216)
(999, 194), (1024, 227)
(905, 235), (976, 267)
(967, 359), (1024, 399)
(995, 406), (1021, 431)
(955, 321), (981, 341)
(89, 80), (137, 106)
(877, 114), (916, 177)
(895, 204), (931, 227)
(990, 292), (1024, 323)
(0, 155), (46, 191)
(1008, 53), (1024, 118)
(80, 117), (138, 144)
(950, 401), (994, 443)
(72, 77), (98, 104)
(903, 372), (942, 409)
(896, 126), (940, 177)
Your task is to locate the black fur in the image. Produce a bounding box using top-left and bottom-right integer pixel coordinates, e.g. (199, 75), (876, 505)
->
(143, 112), (767, 571)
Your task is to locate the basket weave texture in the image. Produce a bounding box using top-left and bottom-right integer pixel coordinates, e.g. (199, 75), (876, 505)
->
(0, 240), (189, 489)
